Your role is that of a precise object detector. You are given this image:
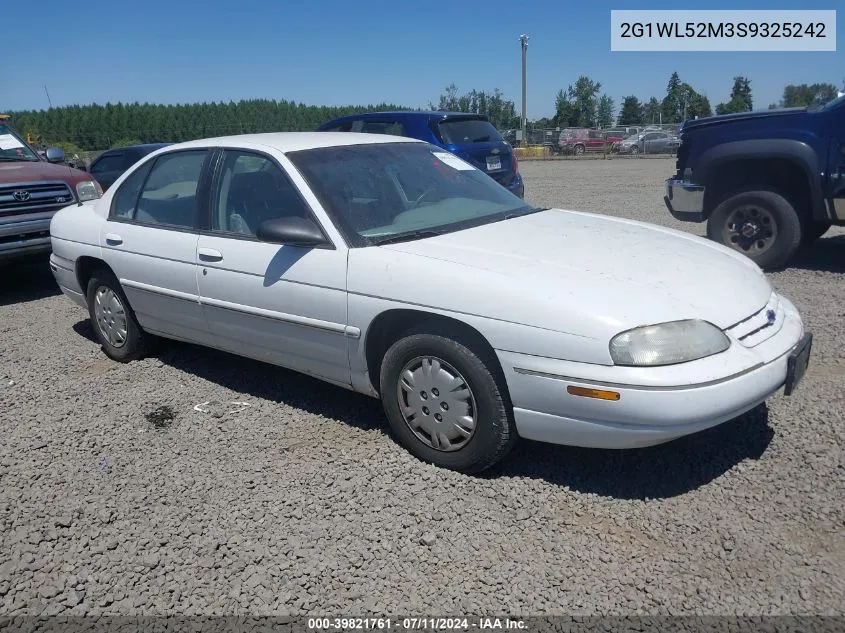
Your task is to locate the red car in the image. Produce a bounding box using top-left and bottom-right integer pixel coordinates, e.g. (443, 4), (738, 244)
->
(558, 128), (624, 156)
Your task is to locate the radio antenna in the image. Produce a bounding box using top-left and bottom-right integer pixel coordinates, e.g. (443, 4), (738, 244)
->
(44, 85), (53, 109)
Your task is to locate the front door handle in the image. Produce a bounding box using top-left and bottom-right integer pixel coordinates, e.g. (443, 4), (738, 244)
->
(105, 233), (123, 245)
(198, 248), (223, 262)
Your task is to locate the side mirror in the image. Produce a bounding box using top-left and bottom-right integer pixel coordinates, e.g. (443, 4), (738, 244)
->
(256, 216), (329, 248)
(45, 147), (65, 163)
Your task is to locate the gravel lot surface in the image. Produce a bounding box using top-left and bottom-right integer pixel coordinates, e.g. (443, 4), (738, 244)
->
(1, 158), (843, 618)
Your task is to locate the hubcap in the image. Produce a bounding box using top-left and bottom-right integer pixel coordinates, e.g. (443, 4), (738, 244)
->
(724, 205), (778, 255)
(93, 286), (128, 348)
(396, 356), (477, 452)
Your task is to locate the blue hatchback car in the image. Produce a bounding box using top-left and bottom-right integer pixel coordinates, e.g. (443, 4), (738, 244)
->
(315, 111), (524, 198)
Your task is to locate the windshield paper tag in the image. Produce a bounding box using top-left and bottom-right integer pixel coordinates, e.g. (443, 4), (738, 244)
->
(432, 151), (475, 171)
(0, 134), (25, 150)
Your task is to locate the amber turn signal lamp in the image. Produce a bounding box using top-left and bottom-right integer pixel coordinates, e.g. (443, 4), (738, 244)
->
(566, 386), (621, 401)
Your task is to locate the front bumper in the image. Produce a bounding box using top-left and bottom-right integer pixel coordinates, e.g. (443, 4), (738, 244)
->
(497, 295), (808, 449)
(664, 178), (706, 222)
(0, 218), (52, 263)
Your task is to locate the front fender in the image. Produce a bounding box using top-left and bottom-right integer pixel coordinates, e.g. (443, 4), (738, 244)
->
(696, 138), (826, 221)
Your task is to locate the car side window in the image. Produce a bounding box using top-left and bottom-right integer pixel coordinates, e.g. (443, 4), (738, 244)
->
(322, 122), (353, 132)
(110, 159), (154, 219)
(211, 150), (312, 237)
(360, 120), (407, 136)
(131, 150), (207, 228)
(91, 153), (124, 174)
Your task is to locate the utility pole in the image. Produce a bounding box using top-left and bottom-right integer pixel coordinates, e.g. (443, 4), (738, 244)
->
(519, 34), (529, 144)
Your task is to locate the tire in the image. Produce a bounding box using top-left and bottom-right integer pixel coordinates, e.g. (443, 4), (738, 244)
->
(630, 145), (640, 155)
(86, 268), (153, 362)
(801, 221), (830, 246)
(573, 144), (585, 156)
(706, 189), (802, 270)
(379, 326), (517, 474)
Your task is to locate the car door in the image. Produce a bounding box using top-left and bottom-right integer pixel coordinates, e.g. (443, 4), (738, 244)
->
(195, 148), (351, 387)
(101, 148), (212, 344)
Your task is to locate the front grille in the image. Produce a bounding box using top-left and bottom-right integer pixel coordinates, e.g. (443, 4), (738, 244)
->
(0, 181), (75, 217)
(725, 292), (784, 348)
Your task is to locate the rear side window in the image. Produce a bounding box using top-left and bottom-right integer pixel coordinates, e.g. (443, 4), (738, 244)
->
(134, 150), (207, 229)
(91, 153), (126, 174)
(111, 160), (153, 219)
(437, 119), (503, 144)
(322, 122), (353, 132)
(359, 120), (407, 136)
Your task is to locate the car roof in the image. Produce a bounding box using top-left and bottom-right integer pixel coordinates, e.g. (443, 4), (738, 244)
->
(322, 111), (490, 123)
(164, 131), (424, 153)
(99, 142), (172, 156)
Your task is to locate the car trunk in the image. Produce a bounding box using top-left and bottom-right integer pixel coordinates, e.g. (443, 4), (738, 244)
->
(434, 118), (515, 186)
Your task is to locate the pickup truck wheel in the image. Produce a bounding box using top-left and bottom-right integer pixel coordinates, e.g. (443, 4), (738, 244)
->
(706, 189), (802, 270)
(379, 328), (517, 474)
(86, 269), (153, 362)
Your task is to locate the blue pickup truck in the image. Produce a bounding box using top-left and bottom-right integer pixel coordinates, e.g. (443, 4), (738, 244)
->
(664, 94), (844, 269)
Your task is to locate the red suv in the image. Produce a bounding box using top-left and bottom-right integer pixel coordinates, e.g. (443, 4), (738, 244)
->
(1, 119), (102, 264)
(558, 128), (624, 156)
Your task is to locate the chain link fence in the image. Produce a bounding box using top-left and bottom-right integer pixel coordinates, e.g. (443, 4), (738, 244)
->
(505, 124), (684, 160)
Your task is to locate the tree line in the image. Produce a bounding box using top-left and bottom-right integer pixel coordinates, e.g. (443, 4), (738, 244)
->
(4, 74), (842, 152)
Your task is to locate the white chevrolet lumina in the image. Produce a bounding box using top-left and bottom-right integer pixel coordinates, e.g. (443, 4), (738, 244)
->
(49, 132), (812, 473)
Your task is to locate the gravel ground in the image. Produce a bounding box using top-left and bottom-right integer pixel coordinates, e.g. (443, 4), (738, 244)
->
(0, 158), (843, 618)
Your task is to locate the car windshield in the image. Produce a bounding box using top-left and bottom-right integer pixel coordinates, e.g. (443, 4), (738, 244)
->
(0, 124), (39, 162)
(287, 142), (535, 247)
(437, 119), (504, 144)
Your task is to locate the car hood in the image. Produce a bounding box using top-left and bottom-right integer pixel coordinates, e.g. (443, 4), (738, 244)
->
(350, 209), (772, 343)
(0, 160), (91, 185)
(681, 107), (807, 132)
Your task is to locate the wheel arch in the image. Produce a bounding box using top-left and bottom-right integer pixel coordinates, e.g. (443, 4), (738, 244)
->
(363, 308), (509, 399)
(698, 139), (826, 222)
(75, 256), (114, 294)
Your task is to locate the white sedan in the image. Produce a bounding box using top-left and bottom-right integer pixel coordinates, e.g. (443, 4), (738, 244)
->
(49, 132), (813, 473)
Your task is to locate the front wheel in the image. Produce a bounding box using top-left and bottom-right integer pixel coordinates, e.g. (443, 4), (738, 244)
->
(573, 144), (585, 156)
(379, 328), (517, 473)
(630, 145), (640, 155)
(706, 189), (802, 270)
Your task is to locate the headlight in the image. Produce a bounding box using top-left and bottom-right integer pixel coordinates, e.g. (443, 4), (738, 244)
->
(76, 180), (102, 202)
(609, 319), (730, 367)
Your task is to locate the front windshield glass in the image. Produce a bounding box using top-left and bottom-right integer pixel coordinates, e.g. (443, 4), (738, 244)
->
(287, 142), (534, 247)
(817, 94), (845, 111)
(0, 124), (39, 162)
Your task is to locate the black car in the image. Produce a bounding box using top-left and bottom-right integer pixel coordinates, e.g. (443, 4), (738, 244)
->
(88, 143), (171, 190)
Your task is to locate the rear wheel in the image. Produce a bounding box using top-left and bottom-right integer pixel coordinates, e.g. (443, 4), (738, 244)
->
(706, 189), (802, 270)
(86, 269), (153, 362)
(379, 326), (517, 473)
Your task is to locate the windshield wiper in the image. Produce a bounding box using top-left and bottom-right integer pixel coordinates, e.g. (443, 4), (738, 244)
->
(472, 135), (491, 142)
(371, 229), (443, 246)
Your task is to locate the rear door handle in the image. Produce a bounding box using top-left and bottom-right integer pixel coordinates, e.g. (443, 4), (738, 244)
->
(198, 248), (223, 262)
(105, 233), (123, 245)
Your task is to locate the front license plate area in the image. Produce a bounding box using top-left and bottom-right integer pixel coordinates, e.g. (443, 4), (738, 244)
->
(784, 332), (812, 396)
(486, 156), (502, 171)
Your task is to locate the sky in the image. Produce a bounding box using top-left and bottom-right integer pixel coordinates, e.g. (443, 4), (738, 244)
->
(3, 0), (843, 119)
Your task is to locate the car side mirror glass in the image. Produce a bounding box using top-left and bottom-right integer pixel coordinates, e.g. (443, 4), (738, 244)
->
(256, 216), (328, 248)
(45, 147), (65, 163)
